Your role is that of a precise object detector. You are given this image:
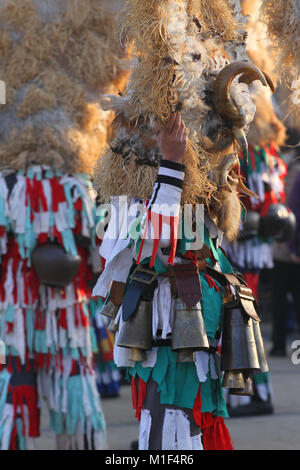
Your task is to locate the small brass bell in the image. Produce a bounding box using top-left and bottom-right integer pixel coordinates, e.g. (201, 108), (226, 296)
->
(100, 299), (119, 319)
(229, 373), (254, 396)
(252, 320), (269, 373)
(222, 370), (245, 390)
(172, 298), (209, 362)
(108, 317), (119, 333)
(177, 349), (195, 363)
(117, 301), (152, 362)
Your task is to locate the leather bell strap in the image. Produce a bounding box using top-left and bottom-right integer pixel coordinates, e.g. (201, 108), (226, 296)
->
(109, 281), (126, 307)
(224, 278), (260, 322)
(207, 268), (260, 322)
(168, 263), (202, 308)
(122, 268), (158, 322)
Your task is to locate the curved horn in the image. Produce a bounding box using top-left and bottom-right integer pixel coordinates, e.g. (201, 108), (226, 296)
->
(218, 153), (238, 187)
(238, 179), (260, 200)
(232, 127), (249, 163)
(213, 62), (270, 126)
(239, 71), (275, 93)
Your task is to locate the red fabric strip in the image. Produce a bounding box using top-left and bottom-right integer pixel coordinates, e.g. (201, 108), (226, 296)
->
(135, 378), (147, 422)
(131, 376), (138, 411)
(168, 215), (179, 265)
(149, 212), (163, 268)
(193, 384), (233, 450)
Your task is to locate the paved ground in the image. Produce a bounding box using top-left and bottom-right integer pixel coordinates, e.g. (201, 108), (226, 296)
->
(36, 327), (300, 451)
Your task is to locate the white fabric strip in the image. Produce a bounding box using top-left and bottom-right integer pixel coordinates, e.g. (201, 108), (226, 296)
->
(162, 409), (194, 450)
(192, 434), (203, 450)
(138, 409), (152, 450)
(162, 409), (177, 450)
(152, 278), (173, 339)
(195, 351), (209, 382)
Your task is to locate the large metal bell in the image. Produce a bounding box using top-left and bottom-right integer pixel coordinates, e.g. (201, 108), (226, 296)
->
(172, 298), (209, 362)
(117, 301), (152, 362)
(32, 243), (82, 288)
(221, 308), (260, 373)
(252, 320), (269, 373)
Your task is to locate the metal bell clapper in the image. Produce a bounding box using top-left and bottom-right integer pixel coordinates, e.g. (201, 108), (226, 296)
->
(172, 298), (210, 363)
(117, 301), (152, 362)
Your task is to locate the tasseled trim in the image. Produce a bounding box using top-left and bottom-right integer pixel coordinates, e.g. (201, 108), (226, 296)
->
(131, 376), (147, 421)
(150, 212), (163, 268)
(167, 215), (179, 266)
(136, 209), (179, 267)
(193, 386), (233, 451)
(10, 385), (40, 449)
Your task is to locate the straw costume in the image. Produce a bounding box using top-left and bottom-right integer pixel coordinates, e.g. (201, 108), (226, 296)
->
(93, 0), (273, 450)
(0, 0), (127, 450)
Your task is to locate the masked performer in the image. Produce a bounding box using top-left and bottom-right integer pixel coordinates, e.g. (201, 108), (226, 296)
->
(0, 0), (127, 450)
(93, 0), (273, 451)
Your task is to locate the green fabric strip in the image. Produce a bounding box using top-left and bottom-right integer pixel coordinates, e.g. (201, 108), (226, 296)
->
(128, 347), (227, 414)
(253, 371), (270, 385)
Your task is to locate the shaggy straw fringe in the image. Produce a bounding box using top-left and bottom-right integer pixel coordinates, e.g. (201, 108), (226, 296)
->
(119, 0), (241, 122)
(119, 0), (176, 122)
(0, 0), (128, 174)
(241, 0), (277, 83)
(188, 0), (242, 42)
(94, 139), (216, 206)
(260, 0), (300, 83)
(97, 0), (239, 206)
